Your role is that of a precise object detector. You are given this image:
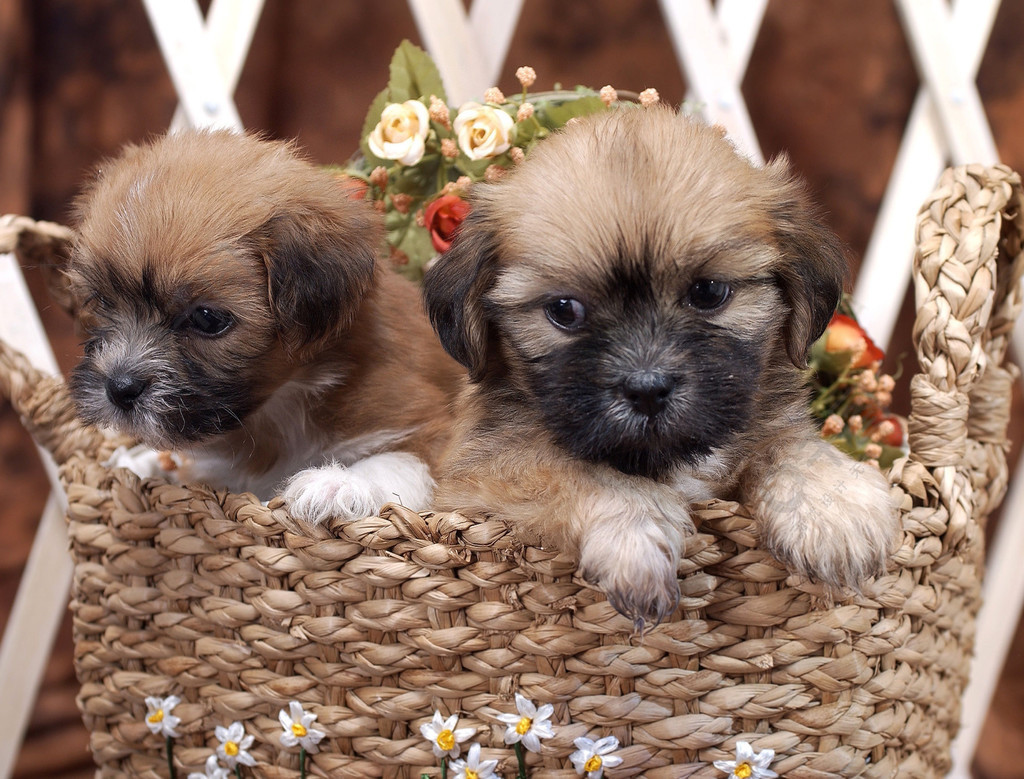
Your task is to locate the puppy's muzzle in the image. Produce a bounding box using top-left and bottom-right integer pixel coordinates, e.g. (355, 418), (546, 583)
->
(105, 374), (151, 411)
(621, 371), (676, 417)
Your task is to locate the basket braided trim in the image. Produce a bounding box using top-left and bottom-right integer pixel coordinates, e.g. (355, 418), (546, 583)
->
(0, 213), (72, 255)
(1, 168), (1022, 778)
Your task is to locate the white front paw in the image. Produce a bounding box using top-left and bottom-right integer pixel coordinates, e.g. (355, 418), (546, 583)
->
(282, 464), (385, 525)
(282, 452), (435, 526)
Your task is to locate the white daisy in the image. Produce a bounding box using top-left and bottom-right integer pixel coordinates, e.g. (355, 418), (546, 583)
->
(569, 735), (623, 778)
(144, 695), (181, 738)
(419, 710), (475, 759)
(449, 743), (499, 779)
(712, 741), (779, 779)
(278, 700), (326, 753)
(214, 721), (256, 768)
(187, 754), (230, 779)
(495, 693), (555, 753)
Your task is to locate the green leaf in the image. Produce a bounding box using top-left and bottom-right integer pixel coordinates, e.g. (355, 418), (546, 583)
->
(388, 40), (447, 104)
(392, 154), (442, 197)
(384, 207), (435, 282)
(539, 95), (607, 128)
(454, 154), (496, 180)
(513, 119), (540, 146)
(359, 87), (392, 167)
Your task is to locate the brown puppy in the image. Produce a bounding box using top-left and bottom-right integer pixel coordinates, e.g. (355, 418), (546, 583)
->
(60, 130), (462, 522)
(423, 107), (900, 627)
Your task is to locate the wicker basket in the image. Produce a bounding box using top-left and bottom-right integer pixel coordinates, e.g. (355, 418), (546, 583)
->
(1, 164), (1023, 778)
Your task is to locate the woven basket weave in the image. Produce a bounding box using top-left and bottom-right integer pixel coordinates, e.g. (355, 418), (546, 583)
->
(1, 164), (1023, 778)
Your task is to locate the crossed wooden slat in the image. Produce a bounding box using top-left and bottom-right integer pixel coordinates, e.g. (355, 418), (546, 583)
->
(408, 0), (524, 106)
(854, 0), (1001, 346)
(660, 0), (767, 164)
(142, 0), (263, 132)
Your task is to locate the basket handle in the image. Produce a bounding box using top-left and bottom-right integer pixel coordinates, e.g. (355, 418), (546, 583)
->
(0, 215), (110, 466)
(909, 164), (1024, 469)
(0, 339), (108, 467)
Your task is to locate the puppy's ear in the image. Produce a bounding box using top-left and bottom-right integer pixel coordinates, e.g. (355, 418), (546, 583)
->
(253, 204), (379, 355)
(766, 156), (848, 367)
(422, 208), (499, 381)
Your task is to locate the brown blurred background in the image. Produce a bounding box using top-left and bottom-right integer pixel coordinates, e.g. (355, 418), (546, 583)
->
(1, 1), (1023, 776)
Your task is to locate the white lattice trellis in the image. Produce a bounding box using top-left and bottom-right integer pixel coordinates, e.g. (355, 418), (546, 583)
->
(0, 2), (1019, 775)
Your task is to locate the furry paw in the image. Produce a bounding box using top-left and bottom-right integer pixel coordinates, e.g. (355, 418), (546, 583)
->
(577, 494), (694, 629)
(283, 464), (385, 524)
(282, 452), (434, 525)
(581, 542), (681, 630)
(751, 440), (901, 589)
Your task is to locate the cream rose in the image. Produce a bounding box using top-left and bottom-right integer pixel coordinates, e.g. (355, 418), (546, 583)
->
(368, 100), (430, 165)
(453, 102), (514, 160)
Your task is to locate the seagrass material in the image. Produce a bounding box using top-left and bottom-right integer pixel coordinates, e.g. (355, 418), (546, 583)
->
(1, 163), (1022, 778)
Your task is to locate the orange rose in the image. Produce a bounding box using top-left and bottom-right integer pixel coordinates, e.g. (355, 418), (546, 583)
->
(823, 313), (884, 368)
(334, 174), (368, 201)
(423, 194), (470, 253)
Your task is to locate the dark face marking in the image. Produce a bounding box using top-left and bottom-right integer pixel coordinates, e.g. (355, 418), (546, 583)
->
(67, 260), (277, 447)
(511, 257), (765, 478)
(69, 347), (263, 445)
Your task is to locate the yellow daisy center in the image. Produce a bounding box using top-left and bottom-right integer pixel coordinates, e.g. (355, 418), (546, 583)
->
(436, 729), (455, 751)
(516, 716), (532, 736)
(735, 763), (753, 779)
(466, 770), (479, 779)
(584, 755), (603, 772)
(147, 709), (164, 724)
(292, 722), (308, 738)
(224, 741), (239, 757)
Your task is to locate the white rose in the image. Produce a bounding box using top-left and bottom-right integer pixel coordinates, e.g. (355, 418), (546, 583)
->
(368, 100), (430, 165)
(453, 102), (514, 160)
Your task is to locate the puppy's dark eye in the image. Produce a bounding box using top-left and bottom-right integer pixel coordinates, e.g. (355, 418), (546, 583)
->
(187, 307), (234, 336)
(545, 298), (586, 331)
(687, 279), (731, 311)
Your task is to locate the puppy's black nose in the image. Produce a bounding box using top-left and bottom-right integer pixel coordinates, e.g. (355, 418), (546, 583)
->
(106, 375), (149, 410)
(622, 372), (675, 417)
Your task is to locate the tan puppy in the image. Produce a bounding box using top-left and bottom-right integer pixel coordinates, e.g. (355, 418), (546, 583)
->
(423, 107), (900, 627)
(59, 130), (463, 522)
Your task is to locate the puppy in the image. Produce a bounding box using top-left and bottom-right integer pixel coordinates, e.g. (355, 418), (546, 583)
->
(58, 130), (463, 522)
(422, 107), (900, 627)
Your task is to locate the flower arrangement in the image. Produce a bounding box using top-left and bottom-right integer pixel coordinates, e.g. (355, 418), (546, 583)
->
(418, 702), (605, 779)
(148, 699), (324, 779)
(140, 688), (786, 778)
(341, 40), (658, 280)
(808, 301), (905, 468)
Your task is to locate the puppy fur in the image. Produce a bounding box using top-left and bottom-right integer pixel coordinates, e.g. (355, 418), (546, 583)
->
(423, 107), (900, 627)
(60, 130), (463, 521)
